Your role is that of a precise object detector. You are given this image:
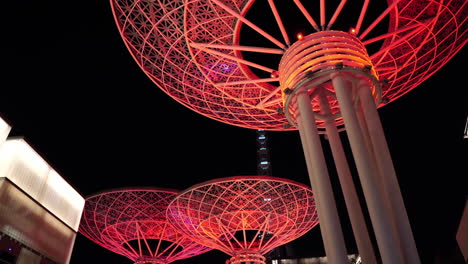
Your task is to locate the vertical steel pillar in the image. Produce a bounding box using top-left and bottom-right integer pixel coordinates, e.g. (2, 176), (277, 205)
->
(358, 83), (421, 264)
(295, 88), (349, 264)
(332, 73), (404, 263)
(318, 91), (377, 264)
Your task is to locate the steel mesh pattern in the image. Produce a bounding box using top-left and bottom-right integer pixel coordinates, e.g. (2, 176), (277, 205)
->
(110, 0), (466, 130)
(79, 188), (212, 264)
(166, 176), (318, 259)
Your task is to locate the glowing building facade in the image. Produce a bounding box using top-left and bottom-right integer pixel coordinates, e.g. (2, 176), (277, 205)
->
(0, 117), (84, 264)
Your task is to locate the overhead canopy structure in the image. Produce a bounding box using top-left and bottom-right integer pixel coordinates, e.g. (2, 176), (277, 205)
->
(167, 176), (318, 264)
(79, 188), (212, 264)
(109, 0), (466, 263)
(110, 0), (466, 130)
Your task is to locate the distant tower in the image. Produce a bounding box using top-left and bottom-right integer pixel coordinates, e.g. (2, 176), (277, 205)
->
(256, 130), (289, 261)
(256, 130), (272, 176)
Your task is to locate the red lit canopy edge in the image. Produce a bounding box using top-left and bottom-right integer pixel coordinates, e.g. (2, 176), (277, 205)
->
(166, 175), (319, 264)
(79, 187), (212, 264)
(110, 0), (467, 130)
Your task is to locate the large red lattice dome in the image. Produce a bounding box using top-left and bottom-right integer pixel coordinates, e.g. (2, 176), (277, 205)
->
(166, 176), (319, 264)
(110, 0), (466, 130)
(79, 188), (212, 264)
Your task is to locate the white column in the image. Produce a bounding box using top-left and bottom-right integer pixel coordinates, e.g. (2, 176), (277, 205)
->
(295, 89), (349, 264)
(332, 73), (404, 263)
(296, 100), (332, 258)
(318, 92), (377, 264)
(358, 83), (421, 264)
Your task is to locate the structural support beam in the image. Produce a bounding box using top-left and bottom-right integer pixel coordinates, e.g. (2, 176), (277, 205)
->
(318, 92), (377, 264)
(358, 83), (421, 264)
(278, 30), (422, 264)
(332, 73), (404, 264)
(295, 89), (349, 264)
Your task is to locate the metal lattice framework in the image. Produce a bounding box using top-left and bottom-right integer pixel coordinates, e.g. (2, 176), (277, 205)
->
(166, 176), (319, 264)
(108, 1), (466, 263)
(79, 188), (212, 264)
(110, 0), (466, 130)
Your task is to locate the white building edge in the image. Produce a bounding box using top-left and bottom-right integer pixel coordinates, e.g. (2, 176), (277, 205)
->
(0, 116), (84, 264)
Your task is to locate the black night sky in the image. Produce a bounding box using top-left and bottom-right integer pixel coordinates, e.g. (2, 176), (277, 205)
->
(4, 1), (467, 263)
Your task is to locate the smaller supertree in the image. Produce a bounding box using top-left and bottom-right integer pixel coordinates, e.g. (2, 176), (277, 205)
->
(167, 176), (319, 264)
(79, 187), (212, 264)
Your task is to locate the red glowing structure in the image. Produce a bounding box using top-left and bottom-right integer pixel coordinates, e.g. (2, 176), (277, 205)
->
(166, 176), (318, 264)
(109, 1), (466, 263)
(110, 0), (466, 130)
(79, 188), (212, 264)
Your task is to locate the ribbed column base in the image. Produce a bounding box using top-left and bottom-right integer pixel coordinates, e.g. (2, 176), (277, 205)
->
(226, 252), (266, 264)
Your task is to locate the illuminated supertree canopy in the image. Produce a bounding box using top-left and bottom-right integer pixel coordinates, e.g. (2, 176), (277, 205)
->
(79, 188), (212, 264)
(110, 0), (466, 130)
(107, 1), (466, 263)
(166, 176), (319, 264)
